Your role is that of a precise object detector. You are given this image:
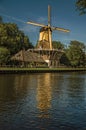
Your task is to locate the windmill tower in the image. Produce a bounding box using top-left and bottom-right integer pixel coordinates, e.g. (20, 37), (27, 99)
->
(27, 5), (69, 50)
(27, 5), (70, 67)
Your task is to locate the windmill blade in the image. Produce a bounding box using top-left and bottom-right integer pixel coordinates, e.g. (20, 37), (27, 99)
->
(51, 26), (70, 33)
(27, 21), (46, 27)
(48, 5), (51, 27)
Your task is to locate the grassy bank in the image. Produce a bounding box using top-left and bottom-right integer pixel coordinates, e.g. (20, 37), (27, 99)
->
(0, 67), (86, 74)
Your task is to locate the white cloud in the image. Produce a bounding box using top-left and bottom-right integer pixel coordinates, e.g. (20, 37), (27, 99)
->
(21, 24), (39, 33)
(21, 16), (47, 33)
(37, 16), (47, 24)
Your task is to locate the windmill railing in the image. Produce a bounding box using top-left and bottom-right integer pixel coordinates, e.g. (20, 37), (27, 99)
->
(27, 48), (64, 52)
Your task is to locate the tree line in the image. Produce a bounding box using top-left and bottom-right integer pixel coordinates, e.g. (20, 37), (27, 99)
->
(0, 16), (86, 67)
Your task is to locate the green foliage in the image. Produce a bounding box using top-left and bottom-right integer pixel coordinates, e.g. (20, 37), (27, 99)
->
(0, 47), (10, 65)
(76, 0), (86, 15)
(66, 41), (86, 67)
(60, 53), (70, 66)
(0, 23), (33, 55)
(52, 41), (64, 49)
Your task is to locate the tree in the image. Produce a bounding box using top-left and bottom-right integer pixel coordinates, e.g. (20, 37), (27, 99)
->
(0, 47), (10, 65)
(52, 41), (64, 50)
(66, 40), (85, 67)
(60, 53), (71, 66)
(0, 23), (33, 55)
(0, 21), (34, 65)
(76, 0), (86, 15)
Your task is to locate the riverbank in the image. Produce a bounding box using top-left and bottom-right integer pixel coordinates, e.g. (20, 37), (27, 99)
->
(0, 67), (86, 74)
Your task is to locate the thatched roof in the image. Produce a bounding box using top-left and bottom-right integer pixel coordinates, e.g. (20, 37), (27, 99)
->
(11, 50), (45, 63)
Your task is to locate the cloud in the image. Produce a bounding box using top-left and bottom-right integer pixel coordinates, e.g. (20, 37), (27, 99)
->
(21, 16), (47, 33)
(21, 24), (39, 34)
(37, 16), (47, 24)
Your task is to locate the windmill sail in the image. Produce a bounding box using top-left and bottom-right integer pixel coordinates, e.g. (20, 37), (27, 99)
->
(48, 5), (51, 27)
(27, 21), (46, 27)
(51, 26), (70, 32)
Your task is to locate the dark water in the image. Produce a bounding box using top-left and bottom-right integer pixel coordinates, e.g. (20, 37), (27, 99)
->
(0, 72), (86, 130)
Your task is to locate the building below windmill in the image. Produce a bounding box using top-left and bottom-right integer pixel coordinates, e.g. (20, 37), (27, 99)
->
(11, 48), (64, 68)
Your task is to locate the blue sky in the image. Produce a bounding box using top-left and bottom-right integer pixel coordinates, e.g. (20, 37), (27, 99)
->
(0, 0), (86, 46)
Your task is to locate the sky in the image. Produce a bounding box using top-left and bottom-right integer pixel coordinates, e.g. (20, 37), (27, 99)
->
(0, 0), (86, 46)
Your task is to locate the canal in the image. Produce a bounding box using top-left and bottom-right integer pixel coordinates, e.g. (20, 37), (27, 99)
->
(0, 72), (86, 130)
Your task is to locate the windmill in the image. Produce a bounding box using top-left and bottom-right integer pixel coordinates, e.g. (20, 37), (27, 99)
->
(27, 5), (70, 50)
(27, 5), (70, 67)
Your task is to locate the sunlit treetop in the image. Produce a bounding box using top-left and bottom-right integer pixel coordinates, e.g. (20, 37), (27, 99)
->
(76, 0), (86, 15)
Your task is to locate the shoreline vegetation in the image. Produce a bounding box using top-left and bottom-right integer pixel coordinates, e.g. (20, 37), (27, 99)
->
(0, 67), (86, 74)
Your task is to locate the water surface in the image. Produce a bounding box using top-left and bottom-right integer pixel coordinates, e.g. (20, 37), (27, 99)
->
(0, 72), (86, 130)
